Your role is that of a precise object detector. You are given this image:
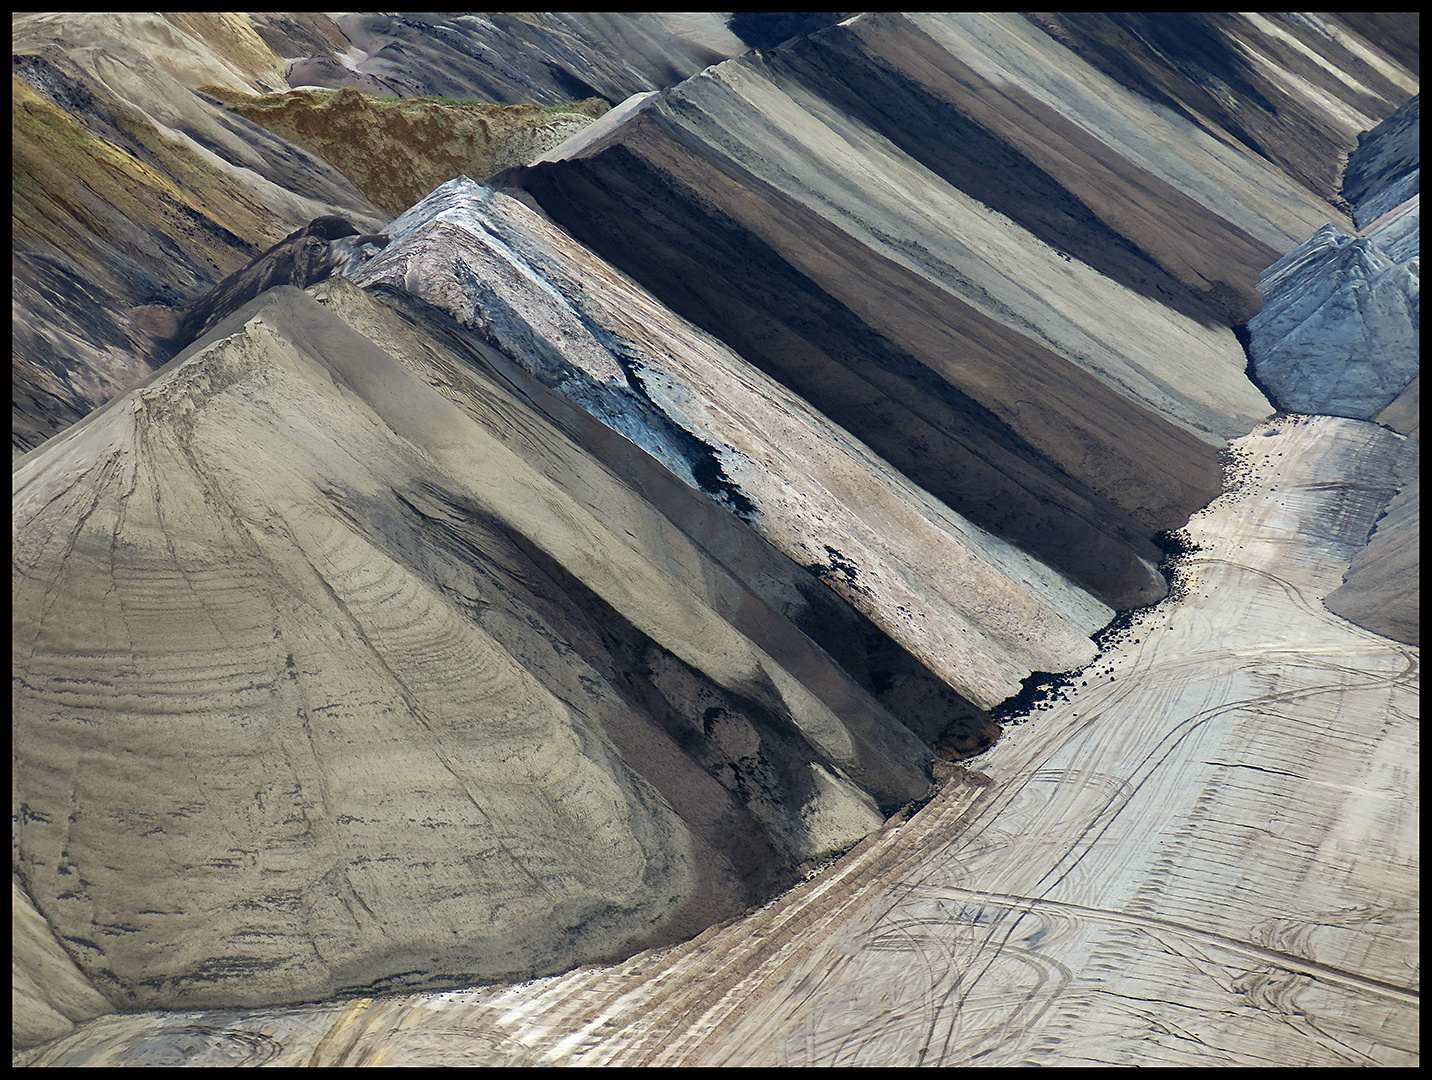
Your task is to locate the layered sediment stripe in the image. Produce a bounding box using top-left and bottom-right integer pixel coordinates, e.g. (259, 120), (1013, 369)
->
(499, 16), (1412, 625)
(512, 143), (1216, 602)
(360, 180), (1117, 706)
(904, 14), (1355, 250)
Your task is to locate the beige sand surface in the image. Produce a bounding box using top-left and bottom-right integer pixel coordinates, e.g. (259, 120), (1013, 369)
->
(22, 413), (1416, 1067)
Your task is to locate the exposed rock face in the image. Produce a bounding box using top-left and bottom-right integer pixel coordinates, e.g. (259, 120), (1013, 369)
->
(11, 11), (734, 458)
(273, 12), (744, 104)
(727, 13), (850, 51)
(1248, 205), (1419, 418)
(1376, 373), (1420, 439)
(1246, 91), (1420, 646)
(1344, 94), (1420, 228)
(502, 12), (1342, 606)
(11, 15), (385, 457)
(1022, 12), (1418, 209)
(136, 215), (390, 357)
(1325, 478), (1421, 645)
(1313, 111), (1420, 645)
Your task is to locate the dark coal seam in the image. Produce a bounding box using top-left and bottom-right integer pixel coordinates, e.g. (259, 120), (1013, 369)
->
(516, 142), (1166, 567)
(989, 527), (1204, 724)
(767, 25), (1243, 328)
(355, 281), (981, 743)
(436, 244), (759, 522)
(545, 285), (760, 520)
(1231, 321), (1284, 416)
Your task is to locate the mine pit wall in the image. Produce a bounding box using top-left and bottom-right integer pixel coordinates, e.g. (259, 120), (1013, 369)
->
(505, 139), (1230, 607)
(504, 144), (1198, 613)
(354, 177), (1120, 715)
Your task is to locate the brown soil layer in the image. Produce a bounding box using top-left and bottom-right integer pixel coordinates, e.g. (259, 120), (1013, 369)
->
(208, 86), (609, 216)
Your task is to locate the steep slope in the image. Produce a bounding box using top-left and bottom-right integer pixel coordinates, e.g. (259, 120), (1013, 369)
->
(12, 10), (1419, 1063)
(1248, 203), (1419, 417)
(11, 14), (384, 456)
(12, 883), (111, 1050)
(1249, 102), (1420, 646)
(1325, 477), (1420, 645)
(501, 12), (1408, 607)
(11, 11), (740, 458)
(1023, 12), (1418, 209)
(351, 177), (1112, 709)
(271, 12), (743, 104)
(1340, 93), (1419, 228)
(13, 279), (945, 1017)
(136, 215), (390, 356)
(206, 87), (609, 217)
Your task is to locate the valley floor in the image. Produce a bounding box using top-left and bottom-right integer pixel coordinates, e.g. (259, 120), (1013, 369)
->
(19, 415), (1418, 1067)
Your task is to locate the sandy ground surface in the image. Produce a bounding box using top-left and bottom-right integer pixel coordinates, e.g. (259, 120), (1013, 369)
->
(20, 412), (1417, 1066)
